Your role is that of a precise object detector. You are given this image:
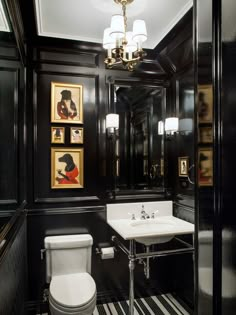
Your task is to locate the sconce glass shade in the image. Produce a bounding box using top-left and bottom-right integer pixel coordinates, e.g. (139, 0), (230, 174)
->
(165, 117), (179, 133)
(110, 15), (125, 40)
(103, 28), (116, 49)
(132, 20), (147, 44)
(158, 121), (164, 135)
(106, 114), (119, 129)
(179, 118), (193, 133)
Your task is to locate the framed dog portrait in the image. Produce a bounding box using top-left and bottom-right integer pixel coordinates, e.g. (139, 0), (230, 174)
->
(199, 126), (213, 143)
(198, 147), (213, 186)
(51, 127), (65, 144)
(51, 82), (83, 124)
(198, 85), (213, 123)
(51, 148), (84, 189)
(178, 156), (189, 177)
(70, 127), (84, 144)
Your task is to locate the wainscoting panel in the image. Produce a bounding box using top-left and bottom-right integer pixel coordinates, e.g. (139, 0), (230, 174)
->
(0, 212), (27, 315)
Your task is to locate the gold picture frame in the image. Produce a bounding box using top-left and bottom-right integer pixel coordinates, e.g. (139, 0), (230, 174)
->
(51, 147), (84, 189)
(51, 127), (65, 144)
(70, 127), (84, 144)
(198, 85), (213, 123)
(198, 126), (213, 143)
(178, 156), (189, 177)
(51, 82), (83, 124)
(160, 158), (164, 176)
(198, 147), (213, 186)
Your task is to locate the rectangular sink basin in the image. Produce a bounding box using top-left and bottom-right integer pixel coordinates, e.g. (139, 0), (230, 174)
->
(107, 202), (194, 246)
(129, 218), (176, 245)
(107, 216), (194, 246)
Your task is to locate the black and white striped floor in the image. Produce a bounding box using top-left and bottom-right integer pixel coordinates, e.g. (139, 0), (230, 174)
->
(38, 293), (192, 315)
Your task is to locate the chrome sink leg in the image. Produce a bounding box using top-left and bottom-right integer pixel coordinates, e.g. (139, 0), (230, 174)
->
(145, 245), (150, 279)
(129, 240), (135, 315)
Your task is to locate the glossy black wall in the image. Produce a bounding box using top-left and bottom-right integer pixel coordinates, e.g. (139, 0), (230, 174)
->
(0, 212), (27, 315)
(0, 34), (25, 215)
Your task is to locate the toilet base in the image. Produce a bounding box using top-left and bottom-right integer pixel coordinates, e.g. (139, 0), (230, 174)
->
(49, 295), (96, 315)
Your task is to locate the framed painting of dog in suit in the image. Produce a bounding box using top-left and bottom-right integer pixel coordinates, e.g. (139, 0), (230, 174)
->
(51, 82), (83, 124)
(51, 148), (84, 189)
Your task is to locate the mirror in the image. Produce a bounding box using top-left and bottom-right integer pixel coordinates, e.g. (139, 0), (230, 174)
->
(0, 0), (24, 231)
(107, 79), (166, 198)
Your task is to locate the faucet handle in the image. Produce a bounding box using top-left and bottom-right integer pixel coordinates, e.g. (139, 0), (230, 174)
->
(128, 212), (136, 220)
(151, 210), (159, 219)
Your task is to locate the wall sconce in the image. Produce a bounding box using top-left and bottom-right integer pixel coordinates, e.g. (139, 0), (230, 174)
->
(165, 117), (179, 135)
(158, 120), (164, 135)
(179, 118), (193, 135)
(106, 113), (119, 134)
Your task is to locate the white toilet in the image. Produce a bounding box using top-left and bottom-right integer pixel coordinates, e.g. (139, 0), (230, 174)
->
(44, 234), (97, 315)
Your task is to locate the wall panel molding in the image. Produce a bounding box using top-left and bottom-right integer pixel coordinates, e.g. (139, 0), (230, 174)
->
(27, 205), (105, 216)
(0, 66), (20, 206)
(37, 49), (100, 68)
(34, 196), (100, 204)
(32, 67), (100, 205)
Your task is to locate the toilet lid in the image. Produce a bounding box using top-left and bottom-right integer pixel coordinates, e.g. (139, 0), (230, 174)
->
(50, 273), (96, 308)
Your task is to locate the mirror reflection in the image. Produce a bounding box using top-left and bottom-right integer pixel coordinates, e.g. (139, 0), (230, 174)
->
(0, 1), (20, 231)
(109, 82), (166, 195)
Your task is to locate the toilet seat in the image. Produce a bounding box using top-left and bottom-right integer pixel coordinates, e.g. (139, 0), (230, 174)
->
(49, 272), (96, 310)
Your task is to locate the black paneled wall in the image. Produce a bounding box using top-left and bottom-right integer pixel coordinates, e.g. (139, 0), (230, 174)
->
(0, 42), (25, 210)
(0, 213), (27, 315)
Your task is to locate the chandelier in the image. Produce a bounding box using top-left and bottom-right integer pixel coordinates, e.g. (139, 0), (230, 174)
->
(103, 0), (147, 71)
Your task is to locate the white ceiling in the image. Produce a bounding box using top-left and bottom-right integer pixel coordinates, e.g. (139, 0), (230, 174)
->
(0, 0), (10, 32)
(34, 0), (193, 49)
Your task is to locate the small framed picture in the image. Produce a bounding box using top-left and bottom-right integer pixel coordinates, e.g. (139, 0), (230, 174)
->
(70, 127), (84, 144)
(178, 156), (189, 177)
(51, 82), (83, 124)
(198, 147), (213, 186)
(160, 158), (164, 176)
(198, 85), (213, 123)
(51, 147), (84, 189)
(51, 127), (65, 144)
(199, 126), (213, 143)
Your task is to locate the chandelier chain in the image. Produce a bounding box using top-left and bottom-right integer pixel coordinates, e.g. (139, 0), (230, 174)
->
(122, 2), (128, 45)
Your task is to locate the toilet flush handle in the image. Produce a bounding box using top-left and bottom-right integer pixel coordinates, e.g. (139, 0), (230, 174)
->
(40, 248), (46, 260)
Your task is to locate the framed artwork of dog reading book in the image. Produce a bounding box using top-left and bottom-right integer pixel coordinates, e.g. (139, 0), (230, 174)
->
(51, 82), (83, 124)
(51, 148), (84, 189)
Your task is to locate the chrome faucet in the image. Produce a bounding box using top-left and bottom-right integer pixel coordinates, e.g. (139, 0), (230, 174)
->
(140, 204), (150, 219)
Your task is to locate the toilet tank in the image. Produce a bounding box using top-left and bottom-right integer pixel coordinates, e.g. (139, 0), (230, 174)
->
(44, 234), (93, 283)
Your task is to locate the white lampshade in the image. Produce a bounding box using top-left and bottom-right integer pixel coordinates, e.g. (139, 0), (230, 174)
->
(179, 118), (193, 132)
(158, 121), (164, 135)
(106, 114), (119, 129)
(110, 15), (125, 39)
(165, 117), (179, 133)
(126, 31), (137, 53)
(132, 20), (147, 44)
(103, 28), (115, 49)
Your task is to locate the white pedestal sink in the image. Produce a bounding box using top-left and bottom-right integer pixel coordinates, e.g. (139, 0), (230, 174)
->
(107, 201), (194, 245)
(106, 201), (194, 315)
